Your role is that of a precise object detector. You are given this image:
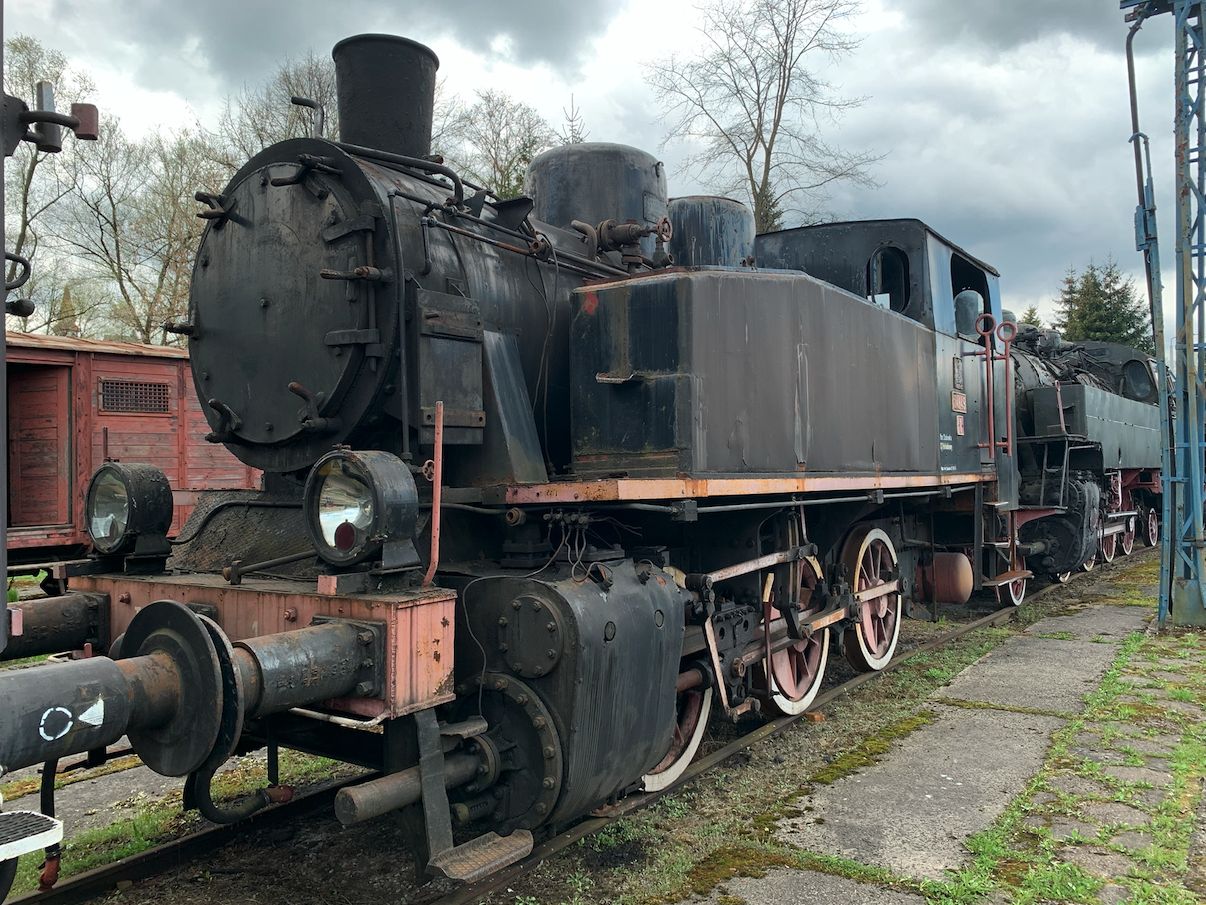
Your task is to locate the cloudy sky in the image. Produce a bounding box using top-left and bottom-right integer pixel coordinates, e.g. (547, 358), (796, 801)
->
(5, 0), (1180, 328)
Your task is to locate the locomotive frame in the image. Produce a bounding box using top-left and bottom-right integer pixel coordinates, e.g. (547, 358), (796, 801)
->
(0, 33), (1162, 893)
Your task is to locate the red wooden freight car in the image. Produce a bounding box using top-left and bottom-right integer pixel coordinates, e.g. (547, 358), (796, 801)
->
(6, 332), (260, 567)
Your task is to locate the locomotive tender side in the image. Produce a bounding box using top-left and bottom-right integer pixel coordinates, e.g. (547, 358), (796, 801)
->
(0, 32), (1161, 894)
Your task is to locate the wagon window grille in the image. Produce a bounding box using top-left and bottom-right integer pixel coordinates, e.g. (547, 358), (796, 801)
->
(99, 379), (171, 414)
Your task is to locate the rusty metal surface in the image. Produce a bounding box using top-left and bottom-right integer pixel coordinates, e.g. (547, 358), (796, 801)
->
(71, 572), (456, 719)
(1, 592), (108, 660)
(492, 471), (993, 505)
(5, 332), (188, 358)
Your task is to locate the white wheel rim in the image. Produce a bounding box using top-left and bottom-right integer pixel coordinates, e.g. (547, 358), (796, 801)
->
(642, 687), (712, 792)
(769, 628), (830, 715)
(842, 527), (902, 671)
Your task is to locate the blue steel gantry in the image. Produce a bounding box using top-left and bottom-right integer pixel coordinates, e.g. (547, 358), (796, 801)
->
(1124, 0), (1206, 627)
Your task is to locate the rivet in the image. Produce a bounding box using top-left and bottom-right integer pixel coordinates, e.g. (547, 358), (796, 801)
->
(118, 592), (131, 604)
(265, 422), (273, 431)
(260, 297), (269, 308)
(542, 777), (555, 789)
(361, 658), (373, 668)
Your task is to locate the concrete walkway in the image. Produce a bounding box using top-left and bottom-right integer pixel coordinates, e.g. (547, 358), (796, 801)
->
(701, 590), (1206, 904)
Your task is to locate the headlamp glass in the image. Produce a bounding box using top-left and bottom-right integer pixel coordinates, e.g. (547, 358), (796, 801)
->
(89, 469), (131, 551)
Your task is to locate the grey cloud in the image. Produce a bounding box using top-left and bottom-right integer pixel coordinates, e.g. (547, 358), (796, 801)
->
(815, 22), (1164, 317)
(45, 0), (628, 96)
(887, 0), (1166, 54)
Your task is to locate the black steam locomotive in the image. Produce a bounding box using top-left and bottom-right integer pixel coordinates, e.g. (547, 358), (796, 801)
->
(0, 34), (1161, 892)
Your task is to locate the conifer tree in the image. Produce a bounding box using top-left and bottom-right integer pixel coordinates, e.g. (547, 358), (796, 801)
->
(1020, 305), (1042, 328)
(1051, 257), (1154, 354)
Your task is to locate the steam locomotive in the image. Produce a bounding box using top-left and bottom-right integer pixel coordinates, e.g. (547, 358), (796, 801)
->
(0, 33), (1161, 893)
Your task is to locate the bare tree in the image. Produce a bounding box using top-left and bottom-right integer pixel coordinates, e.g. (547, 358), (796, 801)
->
(456, 90), (557, 198)
(645, 0), (879, 233)
(208, 49), (338, 174)
(56, 119), (225, 344)
(3, 35), (95, 303)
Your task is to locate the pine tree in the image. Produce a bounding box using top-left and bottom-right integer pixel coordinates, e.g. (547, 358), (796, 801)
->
(1051, 257), (1154, 354)
(1020, 305), (1042, 328)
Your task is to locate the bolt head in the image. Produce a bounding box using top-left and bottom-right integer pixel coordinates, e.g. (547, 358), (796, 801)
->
(357, 631), (374, 645)
(512, 599), (521, 609)
(516, 694), (528, 705)
(532, 601), (542, 612)
(354, 681), (373, 696)
(493, 678), (508, 691)
(533, 716), (546, 729)
(547, 649), (556, 659)
(547, 622), (556, 632)
(498, 643), (508, 652)
(498, 616), (508, 627)
(542, 777), (555, 789)
(535, 802), (547, 814)
(543, 745), (555, 759)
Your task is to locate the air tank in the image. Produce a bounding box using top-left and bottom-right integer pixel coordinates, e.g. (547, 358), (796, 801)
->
(525, 143), (668, 256)
(333, 34), (439, 159)
(667, 196), (755, 268)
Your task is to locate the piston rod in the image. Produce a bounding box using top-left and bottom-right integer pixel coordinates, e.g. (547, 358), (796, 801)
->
(334, 752), (480, 825)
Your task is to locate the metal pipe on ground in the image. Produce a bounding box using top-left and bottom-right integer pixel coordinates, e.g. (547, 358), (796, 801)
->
(334, 753), (481, 825)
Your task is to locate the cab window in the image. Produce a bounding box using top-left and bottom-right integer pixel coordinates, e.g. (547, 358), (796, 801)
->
(866, 246), (909, 313)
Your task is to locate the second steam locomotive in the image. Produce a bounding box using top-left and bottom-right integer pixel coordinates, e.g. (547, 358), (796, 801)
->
(0, 33), (1161, 891)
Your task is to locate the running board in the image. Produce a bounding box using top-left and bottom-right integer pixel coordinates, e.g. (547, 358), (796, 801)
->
(0, 810), (62, 861)
(981, 570), (1033, 588)
(428, 829), (534, 882)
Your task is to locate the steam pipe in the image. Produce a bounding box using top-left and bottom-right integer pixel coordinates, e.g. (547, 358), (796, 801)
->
(332, 140), (464, 207)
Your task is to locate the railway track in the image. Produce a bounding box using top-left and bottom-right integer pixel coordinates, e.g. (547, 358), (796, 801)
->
(2, 570), (1115, 905)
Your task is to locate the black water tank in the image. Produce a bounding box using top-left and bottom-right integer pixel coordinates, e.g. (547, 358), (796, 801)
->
(332, 34), (439, 159)
(668, 196), (754, 267)
(525, 143), (667, 256)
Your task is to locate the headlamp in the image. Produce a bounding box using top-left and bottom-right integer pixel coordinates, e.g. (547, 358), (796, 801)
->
(303, 450), (420, 568)
(85, 462), (174, 556)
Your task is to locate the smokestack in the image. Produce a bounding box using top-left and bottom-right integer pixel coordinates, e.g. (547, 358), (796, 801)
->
(332, 34), (439, 159)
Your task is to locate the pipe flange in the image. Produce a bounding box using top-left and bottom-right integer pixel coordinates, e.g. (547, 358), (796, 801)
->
(482, 672), (561, 830)
(119, 600), (223, 776)
(195, 615), (245, 770)
(464, 733), (501, 793)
